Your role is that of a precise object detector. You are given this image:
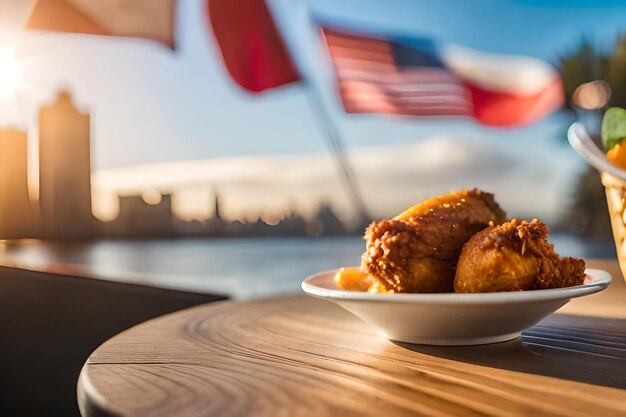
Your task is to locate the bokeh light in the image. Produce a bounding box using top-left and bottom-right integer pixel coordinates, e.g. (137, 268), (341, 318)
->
(142, 189), (163, 205)
(572, 80), (612, 110)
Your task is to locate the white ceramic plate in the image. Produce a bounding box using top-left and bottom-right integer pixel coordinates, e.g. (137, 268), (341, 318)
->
(302, 268), (611, 346)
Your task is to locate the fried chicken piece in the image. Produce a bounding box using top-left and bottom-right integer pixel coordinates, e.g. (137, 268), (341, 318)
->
(362, 189), (507, 293)
(454, 219), (586, 293)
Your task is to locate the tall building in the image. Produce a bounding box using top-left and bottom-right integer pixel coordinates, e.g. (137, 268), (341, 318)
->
(39, 92), (93, 238)
(214, 189), (221, 220)
(114, 194), (174, 237)
(0, 129), (40, 238)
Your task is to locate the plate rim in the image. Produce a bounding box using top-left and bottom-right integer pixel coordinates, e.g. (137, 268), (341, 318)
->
(302, 268), (611, 304)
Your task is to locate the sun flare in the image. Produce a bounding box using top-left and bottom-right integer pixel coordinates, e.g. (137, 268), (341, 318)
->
(0, 47), (23, 100)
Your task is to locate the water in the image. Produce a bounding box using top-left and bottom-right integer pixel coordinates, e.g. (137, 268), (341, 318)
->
(0, 235), (615, 299)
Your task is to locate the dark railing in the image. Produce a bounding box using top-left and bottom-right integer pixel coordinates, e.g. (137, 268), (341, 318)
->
(0, 264), (227, 417)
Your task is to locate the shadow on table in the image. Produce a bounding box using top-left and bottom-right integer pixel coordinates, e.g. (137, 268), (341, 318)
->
(394, 313), (626, 390)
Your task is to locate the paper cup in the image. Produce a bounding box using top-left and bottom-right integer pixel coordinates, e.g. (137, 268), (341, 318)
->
(601, 173), (626, 280)
(568, 122), (626, 282)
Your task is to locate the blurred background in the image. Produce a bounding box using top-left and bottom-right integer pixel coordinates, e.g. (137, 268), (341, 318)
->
(0, 0), (624, 298)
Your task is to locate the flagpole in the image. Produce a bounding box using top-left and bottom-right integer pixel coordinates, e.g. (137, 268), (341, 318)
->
(304, 81), (370, 225)
(260, 0), (369, 224)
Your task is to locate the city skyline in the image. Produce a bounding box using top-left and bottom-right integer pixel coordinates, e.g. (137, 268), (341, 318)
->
(0, 91), (97, 239)
(0, 91), (353, 239)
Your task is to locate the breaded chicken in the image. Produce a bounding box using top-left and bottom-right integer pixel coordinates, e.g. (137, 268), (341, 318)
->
(454, 219), (586, 293)
(361, 189), (507, 293)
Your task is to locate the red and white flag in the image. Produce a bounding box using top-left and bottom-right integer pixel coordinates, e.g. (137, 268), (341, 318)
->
(26, 0), (177, 49)
(322, 28), (563, 127)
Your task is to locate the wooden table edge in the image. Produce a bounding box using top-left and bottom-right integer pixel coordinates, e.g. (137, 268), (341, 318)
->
(75, 259), (626, 417)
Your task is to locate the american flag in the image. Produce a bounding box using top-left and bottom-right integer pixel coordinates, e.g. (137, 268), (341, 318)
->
(322, 28), (472, 117)
(321, 27), (563, 126)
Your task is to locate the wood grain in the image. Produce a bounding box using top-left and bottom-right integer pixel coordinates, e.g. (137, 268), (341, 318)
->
(78, 259), (626, 417)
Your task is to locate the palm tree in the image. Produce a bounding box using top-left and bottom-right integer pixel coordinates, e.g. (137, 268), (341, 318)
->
(559, 39), (606, 112)
(559, 34), (626, 111)
(557, 38), (623, 240)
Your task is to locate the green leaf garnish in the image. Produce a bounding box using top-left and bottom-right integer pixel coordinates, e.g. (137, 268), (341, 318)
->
(602, 107), (626, 151)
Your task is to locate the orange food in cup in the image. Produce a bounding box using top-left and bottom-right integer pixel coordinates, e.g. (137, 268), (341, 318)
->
(606, 142), (626, 170)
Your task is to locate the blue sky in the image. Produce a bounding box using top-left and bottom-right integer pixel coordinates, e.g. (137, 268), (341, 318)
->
(301, 0), (626, 60)
(1, 0), (625, 169)
(3, 0), (626, 222)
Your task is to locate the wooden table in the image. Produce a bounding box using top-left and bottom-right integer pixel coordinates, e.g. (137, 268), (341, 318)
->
(78, 259), (626, 417)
